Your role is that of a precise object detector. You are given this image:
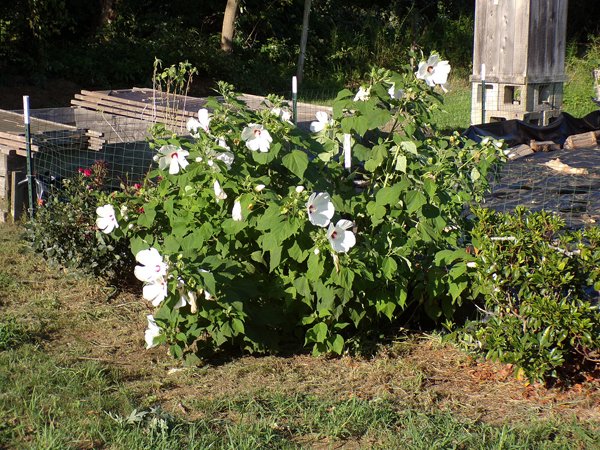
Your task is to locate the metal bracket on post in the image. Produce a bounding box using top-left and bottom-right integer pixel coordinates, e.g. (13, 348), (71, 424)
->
(23, 95), (35, 219)
(292, 76), (298, 126)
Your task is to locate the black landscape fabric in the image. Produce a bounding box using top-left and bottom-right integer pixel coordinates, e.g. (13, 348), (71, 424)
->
(464, 111), (600, 147)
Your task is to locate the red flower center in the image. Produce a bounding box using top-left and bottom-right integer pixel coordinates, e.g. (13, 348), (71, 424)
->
(427, 66), (434, 74)
(254, 129), (261, 137)
(170, 152), (178, 158)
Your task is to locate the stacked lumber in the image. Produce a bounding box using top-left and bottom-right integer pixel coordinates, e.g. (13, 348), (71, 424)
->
(0, 132), (39, 156)
(0, 129), (105, 156)
(71, 89), (198, 131)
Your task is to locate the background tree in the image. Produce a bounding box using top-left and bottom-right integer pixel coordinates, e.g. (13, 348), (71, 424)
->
(221, 0), (240, 52)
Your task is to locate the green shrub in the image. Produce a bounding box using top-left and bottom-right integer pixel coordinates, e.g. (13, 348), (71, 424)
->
(26, 160), (135, 282)
(460, 207), (600, 382)
(103, 63), (503, 362)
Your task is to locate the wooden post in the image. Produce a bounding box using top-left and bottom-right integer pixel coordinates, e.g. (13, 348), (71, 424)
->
(10, 170), (27, 221)
(593, 69), (600, 101)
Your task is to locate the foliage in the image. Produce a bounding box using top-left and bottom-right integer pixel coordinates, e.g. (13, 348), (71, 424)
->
(106, 62), (504, 361)
(26, 160), (135, 282)
(459, 207), (600, 382)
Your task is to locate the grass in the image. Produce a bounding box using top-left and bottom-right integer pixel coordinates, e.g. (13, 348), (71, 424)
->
(294, 50), (600, 133)
(0, 223), (599, 449)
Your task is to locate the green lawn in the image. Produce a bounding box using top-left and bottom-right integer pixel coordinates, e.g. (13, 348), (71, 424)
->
(1, 224), (598, 449)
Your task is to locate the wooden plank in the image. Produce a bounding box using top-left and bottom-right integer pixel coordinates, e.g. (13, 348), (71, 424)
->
(130, 87), (207, 113)
(80, 90), (197, 119)
(71, 98), (186, 130)
(74, 93), (188, 125)
(0, 176), (7, 200)
(0, 146), (27, 157)
(72, 96), (184, 125)
(0, 132), (40, 153)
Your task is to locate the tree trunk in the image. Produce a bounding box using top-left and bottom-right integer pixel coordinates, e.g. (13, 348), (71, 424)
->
(296, 0), (312, 85)
(98, 0), (118, 28)
(221, 0), (240, 53)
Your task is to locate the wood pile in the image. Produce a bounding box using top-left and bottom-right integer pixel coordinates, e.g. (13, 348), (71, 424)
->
(504, 131), (599, 161)
(71, 89), (202, 131)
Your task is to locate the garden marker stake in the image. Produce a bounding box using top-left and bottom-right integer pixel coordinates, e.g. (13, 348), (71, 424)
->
(292, 76), (298, 126)
(343, 133), (351, 170)
(481, 64), (486, 124)
(23, 95), (35, 218)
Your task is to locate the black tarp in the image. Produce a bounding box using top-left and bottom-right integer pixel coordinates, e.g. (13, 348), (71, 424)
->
(464, 111), (600, 147)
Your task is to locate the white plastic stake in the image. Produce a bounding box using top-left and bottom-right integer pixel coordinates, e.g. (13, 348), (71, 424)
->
(343, 133), (352, 170)
(23, 95), (30, 124)
(292, 76), (298, 126)
(481, 63), (486, 81)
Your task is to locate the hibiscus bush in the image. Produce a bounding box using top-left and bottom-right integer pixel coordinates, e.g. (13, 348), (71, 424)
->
(102, 65), (504, 361)
(26, 161), (135, 282)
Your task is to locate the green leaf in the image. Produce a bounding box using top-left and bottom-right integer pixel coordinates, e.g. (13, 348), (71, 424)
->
(137, 203), (156, 228)
(231, 318), (245, 335)
(163, 235), (181, 253)
(309, 322), (328, 343)
(376, 300), (396, 320)
(282, 150), (309, 180)
(314, 281), (335, 313)
(330, 334), (344, 355)
(471, 167), (481, 181)
(288, 241), (308, 263)
(381, 256), (397, 280)
(367, 201), (387, 225)
(395, 154), (407, 172)
(307, 251), (324, 281)
(400, 141), (418, 155)
(293, 276), (311, 299)
(405, 191), (427, 214)
(376, 184), (402, 206)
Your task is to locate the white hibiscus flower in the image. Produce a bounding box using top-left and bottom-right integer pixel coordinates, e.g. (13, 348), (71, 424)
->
(388, 83), (404, 100)
(309, 111), (333, 133)
(154, 144), (190, 175)
(271, 107), (292, 123)
(306, 192), (335, 228)
(213, 180), (227, 201)
(415, 54), (451, 92)
(232, 199), (243, 221)
(144, 315), (162, 349)
(241, 124), (272, 152)
(354, 86), (371, 101)
(327, 219), (356, 253)
(142, 278), (168, 307)
(187, 108), (211, 137)
(96, 204), (119, 234)
(134, 248), (167, 283)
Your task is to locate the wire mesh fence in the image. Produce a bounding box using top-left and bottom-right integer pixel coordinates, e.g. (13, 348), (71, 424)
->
(1, 87), (598, 228)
